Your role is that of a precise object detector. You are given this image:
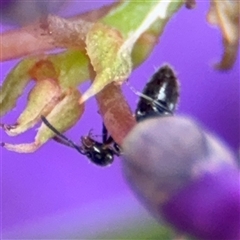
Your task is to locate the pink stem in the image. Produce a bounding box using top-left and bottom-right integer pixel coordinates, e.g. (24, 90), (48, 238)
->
(95, 83), (136, 146)
(0, 2), (119, 62)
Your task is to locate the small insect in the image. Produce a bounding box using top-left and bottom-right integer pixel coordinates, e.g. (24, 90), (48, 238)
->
(135, 65), (179, 121)
(42, 64), (179, 166)
(41, 116), (119, 166)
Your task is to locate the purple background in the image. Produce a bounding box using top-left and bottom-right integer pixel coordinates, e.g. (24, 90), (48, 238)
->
(1, 1), (239, 238)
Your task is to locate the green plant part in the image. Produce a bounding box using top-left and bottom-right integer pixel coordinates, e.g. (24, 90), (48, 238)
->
(81, 22), (132, 104)
(1, 50), (89, 116)
(1, 0), (184, 153)
(0, 58), (36, 116)
(1, 51), (86, 152)
(2, 88), (84, 153)
(2, 78), (62, 136)
(81, 0), (183, 102)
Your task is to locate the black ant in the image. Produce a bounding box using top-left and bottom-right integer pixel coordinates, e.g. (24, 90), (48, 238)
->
(41, 116), (120, 166)
(135, 65), (179, 121)
(42, 64), (179, 166)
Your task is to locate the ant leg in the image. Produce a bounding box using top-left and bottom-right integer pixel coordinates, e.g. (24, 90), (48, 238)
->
(41, 115), (85, 155)
(112, 142), (121, 156)
(102, 123), (112, 144)
(53, 135), (77, 148)
(102, 123), (121, 156)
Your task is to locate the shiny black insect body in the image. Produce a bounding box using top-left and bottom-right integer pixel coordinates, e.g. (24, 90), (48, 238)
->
(80, 134), (116, 166)
(41, 64), (179, 166)
(135, 65), (179, 121)
(41, 116), (119, 166)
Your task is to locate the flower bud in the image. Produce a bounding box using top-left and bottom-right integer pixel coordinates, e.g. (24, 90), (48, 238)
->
(122, 116), (239, 239)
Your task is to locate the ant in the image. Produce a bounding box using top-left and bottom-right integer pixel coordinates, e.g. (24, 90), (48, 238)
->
(42, 64), (179, 166)
(135, 65), (179, 121)
(41, 116), (120, 166)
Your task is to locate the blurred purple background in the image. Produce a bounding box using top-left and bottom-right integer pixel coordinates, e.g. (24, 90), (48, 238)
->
(1, 1), (239, 239)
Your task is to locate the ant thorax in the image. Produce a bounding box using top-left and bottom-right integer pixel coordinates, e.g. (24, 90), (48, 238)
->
(81, 136), (94, 149)
(81, 135), (115, 166)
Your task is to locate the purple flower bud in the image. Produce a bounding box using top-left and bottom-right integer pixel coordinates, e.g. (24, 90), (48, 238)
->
(162, 166), (240, 239)
(122, 116), (239, 239)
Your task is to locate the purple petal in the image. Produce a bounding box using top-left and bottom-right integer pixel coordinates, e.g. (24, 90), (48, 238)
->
(162, 166), (240, 239)
(122, 116), (239, 238)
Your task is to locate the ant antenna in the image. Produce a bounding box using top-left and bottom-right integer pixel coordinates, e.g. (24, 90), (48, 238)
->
(125, 81), (172, 114)
(41, 116), (85, 155)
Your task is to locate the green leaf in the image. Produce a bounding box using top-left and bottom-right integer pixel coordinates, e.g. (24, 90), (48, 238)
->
(80, 0), (183, 103)
(0, 58), (36, 116)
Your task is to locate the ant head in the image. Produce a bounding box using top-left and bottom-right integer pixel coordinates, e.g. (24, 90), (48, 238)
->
(81, 136), (114, 166)
(81, 136), (93, 148)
